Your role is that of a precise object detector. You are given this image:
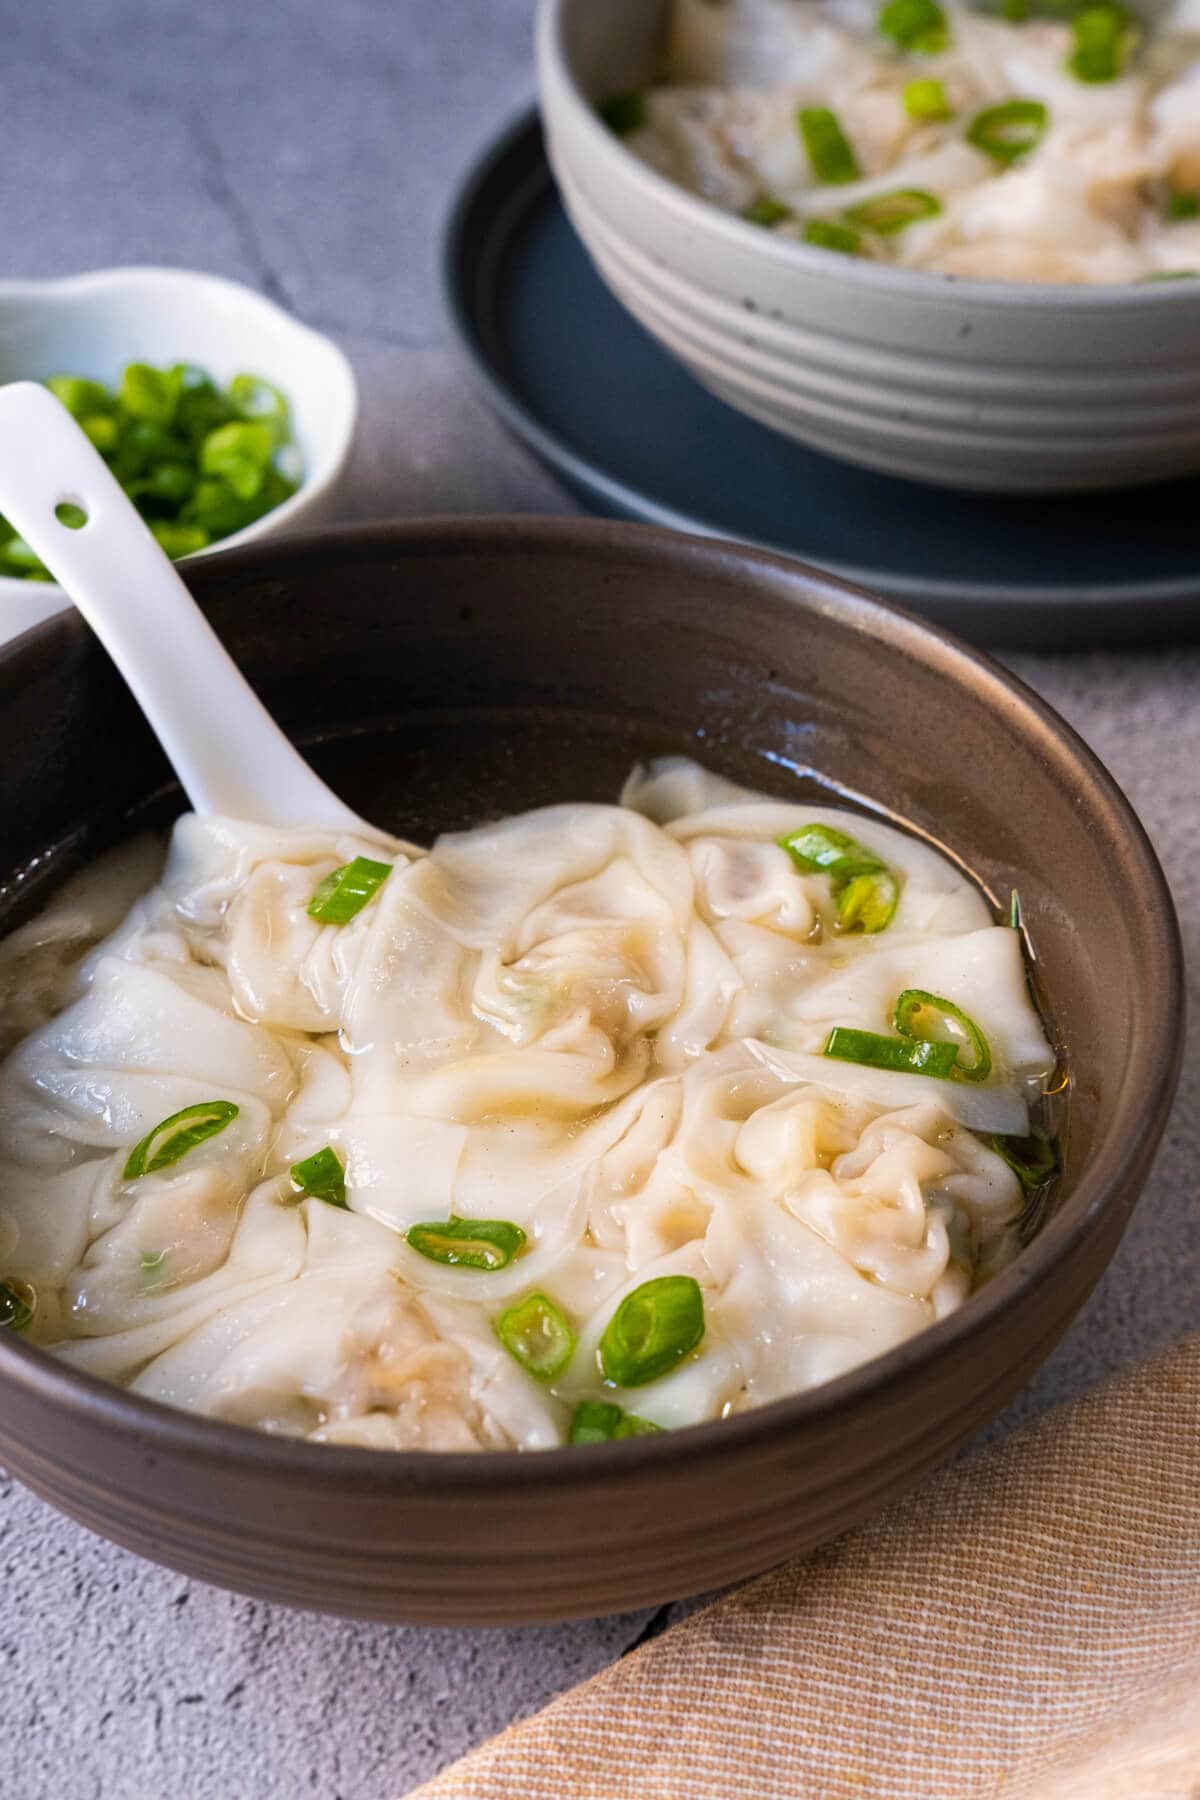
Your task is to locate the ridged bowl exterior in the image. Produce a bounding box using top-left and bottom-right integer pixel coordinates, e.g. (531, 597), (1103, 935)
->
(0, 519), (1182, 1624)
(537, 0), (1200, 494)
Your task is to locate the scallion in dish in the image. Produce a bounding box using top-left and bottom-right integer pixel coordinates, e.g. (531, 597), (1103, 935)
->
(406, 1217), (527, 1272)
(599, 1276), (706, 1387)
(495, 1292), (576, 1380)
(123, 1101), (239, 1180)
(0, 363), (301, 582)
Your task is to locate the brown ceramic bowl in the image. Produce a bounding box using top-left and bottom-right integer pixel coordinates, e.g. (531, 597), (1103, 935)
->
(0, 519), (1182, 1625)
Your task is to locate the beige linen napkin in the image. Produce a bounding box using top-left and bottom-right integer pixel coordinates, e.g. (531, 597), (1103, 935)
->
(410, 1335), (1200, 1800)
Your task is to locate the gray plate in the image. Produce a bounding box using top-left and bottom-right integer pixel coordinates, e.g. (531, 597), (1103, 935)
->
(443, 112), (1200, 650)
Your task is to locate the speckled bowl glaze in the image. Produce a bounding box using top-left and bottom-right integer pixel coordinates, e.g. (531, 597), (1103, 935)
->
(0, 519), (1182, 1624)
(537, 0), (1200, 494)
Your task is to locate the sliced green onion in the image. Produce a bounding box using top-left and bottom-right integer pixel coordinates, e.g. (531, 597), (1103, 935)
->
(836, 869), (900, 933)
(149, 522), (209, 558)
(123, 1100), (239, 1180)
(569, 1400), (663, 1444)
(1068, 4), (1131, 82)
(598, 90), (648, 136)
(495, 1291), (576, 1381)
(894, 988), (992, 1084)
(229, 374), (291, 441)
(4, 363), (301, 579)
(904, 77), (954, 120)
(1139, 269), (1196, 282)
(823, 1025), (960, 1078)
(778, 823), (884, 879)
(1009, 888), (1022, 930)
(845, 188), (942, 235)
(120, 362), (182, 425)
(81, 413), (120, 453)
(987, 1126), (1058, 1191)
(47, 375), (113, 418)
(967, 100), (1049, 165)
(0, 536), (45, 575)
(290, 1145), (348, 1209)
(798, 108), (861, 185)
(55, 503), (87, 531)
(133, 461), (196, 507)
(878, 0), (949, 53)
(174, 374), (239, 442)
(0, 1280), (33, 1332)
(307, 856), (392, 924)
(200, 421), (276, 501)
(804, 218), (863, 254)
(1168, 190), (1200, 221)
(744, 196), (794, 227)
(599, 1275), (705, 1388)
(779, 823), (898, 933)
(406, 1215), (527, 1271)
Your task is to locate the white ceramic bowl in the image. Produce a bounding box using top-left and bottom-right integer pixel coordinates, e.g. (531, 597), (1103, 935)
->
(0, 267), (357, 639)
(537, 0), (1200, 494)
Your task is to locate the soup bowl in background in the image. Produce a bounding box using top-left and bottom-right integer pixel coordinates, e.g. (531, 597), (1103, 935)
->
(536, 0), (1200, 495)
(0, 518), (1182, 1623)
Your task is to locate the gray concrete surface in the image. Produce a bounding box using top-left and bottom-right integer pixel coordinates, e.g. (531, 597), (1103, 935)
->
(0, 2), (1197, 1795)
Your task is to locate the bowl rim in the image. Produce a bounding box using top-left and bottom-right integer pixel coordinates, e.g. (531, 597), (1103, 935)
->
(536, 0), (1200, 316)
(0, 264), (358, 605)
(0, 514), (1184, 1492)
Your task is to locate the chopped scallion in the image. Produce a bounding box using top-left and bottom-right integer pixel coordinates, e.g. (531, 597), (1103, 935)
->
(599, 1275), (705, 1388)
(823, 1025), (960, 1077)
(123, 1100), (239, 1180)
(200, 421), (277, 501)
(845, 188), (942, 234)
(290, 1145), (348, 1209)
(836, 869), (900, 933)
(307, 856), (392, 924)
(967, 99), (1049, 165)
(798, 108), (861, 185)
(894, 988), (992, 1084)
(1168, 190), (1200, 221)
(1067, 4), (1131, 82)
(406, 1215), (527, 1271)
(0, 1280), (33, 1332)
(779, 823), (899, 933)
(47, 375), (113, 418)
(0, 362), (301, 580)
(878, 0), (950, 53)
(804, 218), (863, 254)
(598, 90), (648, 136)
(778, 823), (884, 879)
(228, 375), (291, 439)
(81, 413), (120, 453)
(987, 1126), (1058, 1190)
(744, 195), (794, 227)
(495, 1291), (576, 1381)
(120, 362), (182, 425)
(569, 1400), (663, 1444)
(149, 522), (209, 558)
(904, 77), (954, 120)
(1009, 888), (1023, 930)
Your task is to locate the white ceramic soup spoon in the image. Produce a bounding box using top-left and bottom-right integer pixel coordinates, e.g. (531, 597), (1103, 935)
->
(0, 380), (368, 833)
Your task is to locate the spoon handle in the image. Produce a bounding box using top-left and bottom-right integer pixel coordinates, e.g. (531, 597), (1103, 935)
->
(0, 381), (366, 832)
